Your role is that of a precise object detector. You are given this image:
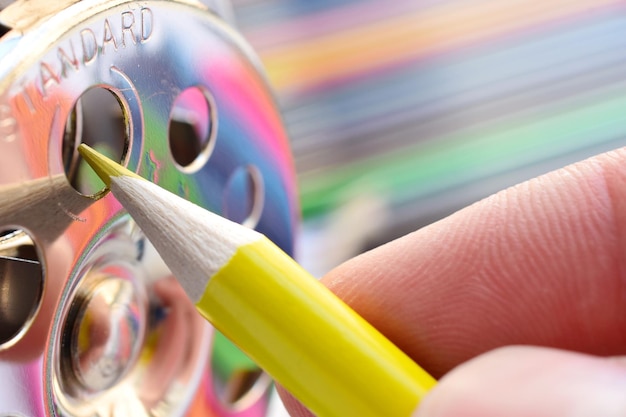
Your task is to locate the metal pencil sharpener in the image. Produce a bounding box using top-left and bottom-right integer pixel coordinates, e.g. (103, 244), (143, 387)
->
(0, 1), (298, 416)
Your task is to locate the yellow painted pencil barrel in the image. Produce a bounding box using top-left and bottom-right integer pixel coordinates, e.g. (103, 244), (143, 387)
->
(199, 237), (435, 417)
(76, 143), (436, 416)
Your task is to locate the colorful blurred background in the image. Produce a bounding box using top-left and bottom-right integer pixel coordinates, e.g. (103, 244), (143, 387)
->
(229, 1), (626, 415)
(232, 0), (626, 278)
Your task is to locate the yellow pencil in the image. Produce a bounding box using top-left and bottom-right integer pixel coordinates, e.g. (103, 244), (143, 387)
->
(78, 144), (436, 417)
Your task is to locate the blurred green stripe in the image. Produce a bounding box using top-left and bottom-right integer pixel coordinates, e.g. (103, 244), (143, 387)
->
(299, 94), (626, 218)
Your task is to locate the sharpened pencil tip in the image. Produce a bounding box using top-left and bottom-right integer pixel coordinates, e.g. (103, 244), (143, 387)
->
(77, 144), (144, 187)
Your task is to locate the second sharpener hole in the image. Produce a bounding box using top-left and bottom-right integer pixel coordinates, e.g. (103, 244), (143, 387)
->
(223, 165), (264, 228)
(168, 86), (216, 172)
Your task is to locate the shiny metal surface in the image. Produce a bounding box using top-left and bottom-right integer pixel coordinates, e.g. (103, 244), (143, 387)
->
(198, 0), (235, 24)
(67, 269), (146, 393)
(0, 1), (298, 416)
(0, 0), (235, 24)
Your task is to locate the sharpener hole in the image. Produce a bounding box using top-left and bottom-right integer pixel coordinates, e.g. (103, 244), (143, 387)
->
(168, 86), (216, 172)
(62, 87), (129, 197)
(211, 331), (271, 410)
(0, 229), (44, 347)
(223, 165), (264, 228)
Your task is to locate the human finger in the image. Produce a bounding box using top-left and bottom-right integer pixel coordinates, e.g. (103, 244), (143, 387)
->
(320, 148), (626, 376)
(280, 148), (626, 416)
(414, 346), (626, 417)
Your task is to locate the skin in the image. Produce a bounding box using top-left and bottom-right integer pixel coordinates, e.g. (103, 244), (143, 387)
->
(280, 148), (626, 416)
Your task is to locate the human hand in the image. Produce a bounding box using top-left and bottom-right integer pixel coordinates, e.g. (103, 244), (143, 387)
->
(281, 149), (626, 416)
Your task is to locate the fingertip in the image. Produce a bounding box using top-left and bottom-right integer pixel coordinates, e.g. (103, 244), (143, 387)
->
(315, 149), (626, 376)
(413, 346), (626, 417)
